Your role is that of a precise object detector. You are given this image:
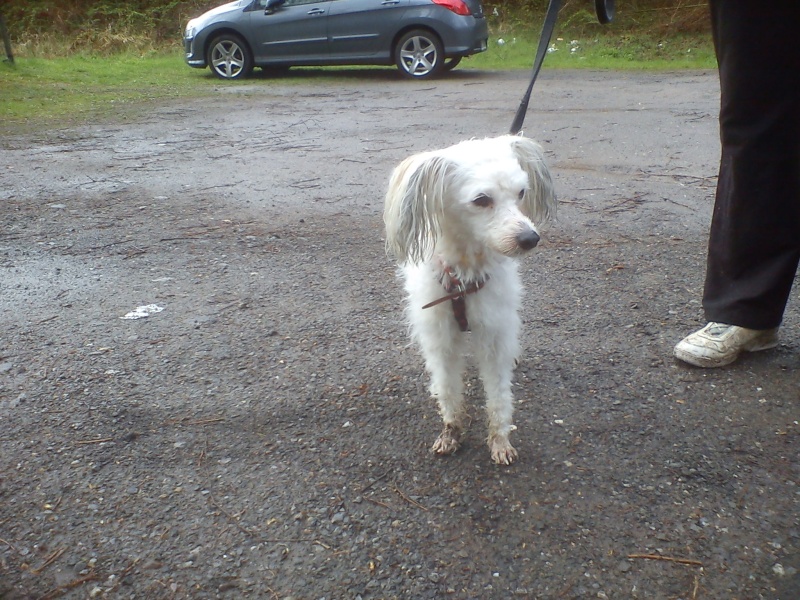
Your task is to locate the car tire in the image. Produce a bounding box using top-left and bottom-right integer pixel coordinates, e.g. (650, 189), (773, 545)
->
(395, 29), (444, 79)
(443, 56), (462, 72)
(207, 34), (253, 80)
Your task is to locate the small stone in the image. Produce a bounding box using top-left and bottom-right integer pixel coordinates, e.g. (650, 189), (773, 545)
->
(619, 560), (632, 573)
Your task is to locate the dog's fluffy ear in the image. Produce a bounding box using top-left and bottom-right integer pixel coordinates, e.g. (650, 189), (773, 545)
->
(508, 135), (557, 228)
(384, 153), (453, 264)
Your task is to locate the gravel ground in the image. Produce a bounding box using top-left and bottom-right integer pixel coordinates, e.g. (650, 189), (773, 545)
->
(1, 68), (799, 600)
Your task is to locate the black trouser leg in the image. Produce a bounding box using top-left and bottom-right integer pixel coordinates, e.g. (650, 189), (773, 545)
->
(703, 0), (800, 330)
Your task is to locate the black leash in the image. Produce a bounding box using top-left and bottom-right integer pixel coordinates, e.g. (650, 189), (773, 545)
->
(510, 0), (615, 135)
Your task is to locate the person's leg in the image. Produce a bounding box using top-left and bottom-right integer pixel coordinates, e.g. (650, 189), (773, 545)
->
(675, 0), (800, 367)
(703, 0), (800, 329)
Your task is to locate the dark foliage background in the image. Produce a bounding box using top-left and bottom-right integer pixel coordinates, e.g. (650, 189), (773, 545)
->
(0, 0), (710, 47)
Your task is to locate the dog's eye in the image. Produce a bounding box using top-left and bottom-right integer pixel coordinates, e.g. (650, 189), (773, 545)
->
(518, 189), (526, 200)
(472, 194), (493, 208)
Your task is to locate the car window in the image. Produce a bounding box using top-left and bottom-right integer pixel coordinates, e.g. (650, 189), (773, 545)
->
(257, 0), (330, 7)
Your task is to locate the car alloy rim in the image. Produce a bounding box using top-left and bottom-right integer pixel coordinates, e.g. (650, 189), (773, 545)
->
(400, 36), (437, 76)
(211, 41), (245, 78)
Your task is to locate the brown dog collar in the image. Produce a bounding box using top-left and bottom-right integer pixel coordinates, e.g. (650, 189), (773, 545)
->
(422, 266), (488, 331)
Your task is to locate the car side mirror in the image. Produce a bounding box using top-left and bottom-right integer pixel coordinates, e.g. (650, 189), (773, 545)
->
(265, 0), (286, 12)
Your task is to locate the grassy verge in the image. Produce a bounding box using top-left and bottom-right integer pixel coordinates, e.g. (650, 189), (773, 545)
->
(0, 53), (207, 133)
(0, 25), (715, 134)
(473, 32), (715, 70)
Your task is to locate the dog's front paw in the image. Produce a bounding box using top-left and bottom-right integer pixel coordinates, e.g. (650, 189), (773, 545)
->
(489, 436), (518, 465)
(432, 424), (462, 456)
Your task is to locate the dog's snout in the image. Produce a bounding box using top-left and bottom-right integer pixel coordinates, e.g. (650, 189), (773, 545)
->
(517, 229), (540, 250)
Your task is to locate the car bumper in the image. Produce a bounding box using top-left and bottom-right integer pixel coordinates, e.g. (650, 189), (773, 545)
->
(443, 17), (489, 57)
(184, 37), (207, 68)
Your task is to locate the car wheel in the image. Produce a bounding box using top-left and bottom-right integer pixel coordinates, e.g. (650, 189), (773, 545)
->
(443, 56), (462, 72)
(208, 34), (253, 80)
(395, 29), (444, 79)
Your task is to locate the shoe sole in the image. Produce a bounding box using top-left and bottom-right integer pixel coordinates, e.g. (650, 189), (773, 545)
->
(674, 337), (779, 368)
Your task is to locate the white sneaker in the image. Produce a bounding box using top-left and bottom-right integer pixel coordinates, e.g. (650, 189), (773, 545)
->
(674, 322), (779, 368)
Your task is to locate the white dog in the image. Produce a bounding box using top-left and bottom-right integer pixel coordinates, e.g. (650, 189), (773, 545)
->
(384, 135), (556, 465)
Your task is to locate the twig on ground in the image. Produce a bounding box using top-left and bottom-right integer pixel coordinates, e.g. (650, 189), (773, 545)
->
(31, 547), (66, 574)
(75, 437), (114, 445)
(187, 417), (225, 425)
(105, 559), (140, 595)
(91, 239), (133, 250)
(394, 487), (428, 511)
(360, 471), (390, 493)
(627, 553), (703, 566)
(165, 416), (225, 426)
(207, 495), (257, 536)
(265, 586), (281, 600)
(363, 496), (390, 508)
(36, 573), (100, 600)
(0, 537), (18, 552)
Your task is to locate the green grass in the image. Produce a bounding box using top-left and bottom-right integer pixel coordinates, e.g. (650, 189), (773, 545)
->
(0, 53), (211, 132)
(472, 31), (715, 70)
(0, 28), (716, 134)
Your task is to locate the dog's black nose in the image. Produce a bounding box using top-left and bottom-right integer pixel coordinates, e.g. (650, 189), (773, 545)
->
(517, 229), (540, 250)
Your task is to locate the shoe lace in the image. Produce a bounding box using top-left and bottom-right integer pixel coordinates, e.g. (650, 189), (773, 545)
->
(706, 323), (730, 336)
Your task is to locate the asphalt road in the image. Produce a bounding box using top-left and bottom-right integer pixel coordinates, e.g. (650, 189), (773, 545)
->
(1, 68), (798, 599)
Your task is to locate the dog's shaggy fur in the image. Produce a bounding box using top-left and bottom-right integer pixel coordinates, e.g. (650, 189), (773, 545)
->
(384, 135), (556, 465)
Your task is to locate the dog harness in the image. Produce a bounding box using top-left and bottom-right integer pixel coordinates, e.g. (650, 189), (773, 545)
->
(422, 266), (488, 332)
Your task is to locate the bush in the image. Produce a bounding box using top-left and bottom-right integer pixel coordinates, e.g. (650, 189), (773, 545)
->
(1, 0), (710, 57)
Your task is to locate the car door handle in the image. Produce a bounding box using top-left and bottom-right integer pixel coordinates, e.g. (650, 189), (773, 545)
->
(381, 0), (400, 4)
(307, 7), (325, 14)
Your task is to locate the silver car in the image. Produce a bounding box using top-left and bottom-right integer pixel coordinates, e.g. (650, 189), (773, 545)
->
(184, 0), (488, 80)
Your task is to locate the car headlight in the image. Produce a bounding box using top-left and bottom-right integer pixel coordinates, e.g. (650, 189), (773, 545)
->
(185, 20), (197, 39)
